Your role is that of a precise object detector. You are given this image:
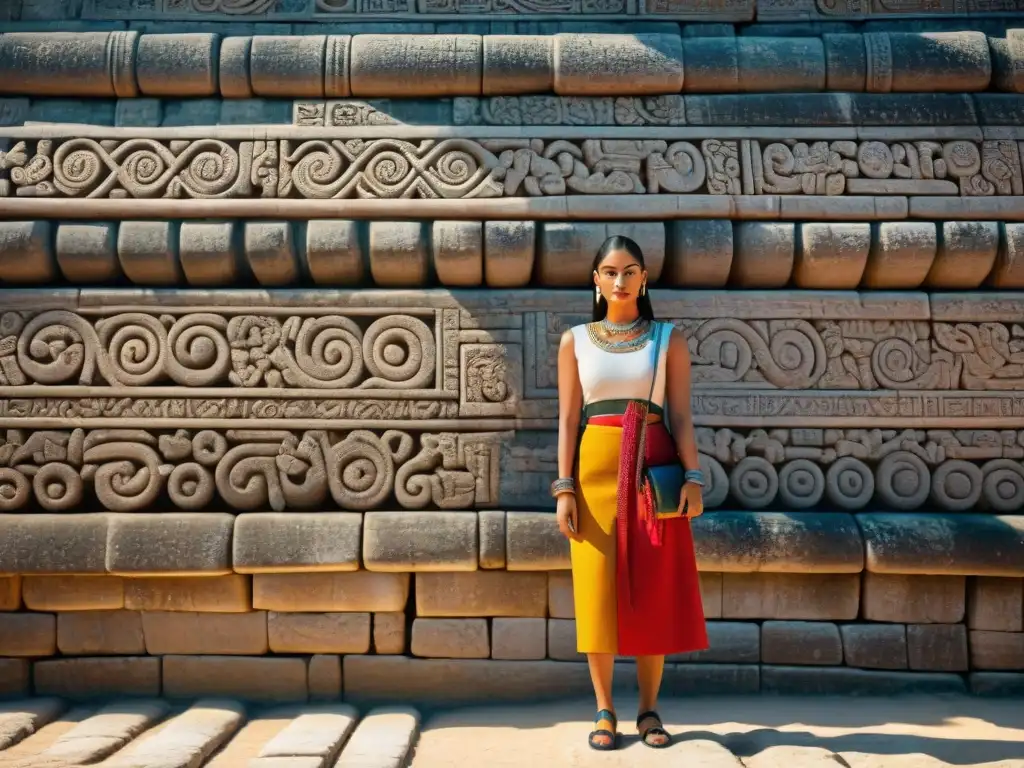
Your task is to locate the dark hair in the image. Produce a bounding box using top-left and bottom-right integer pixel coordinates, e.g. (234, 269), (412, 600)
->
(591, 235), (656, 322)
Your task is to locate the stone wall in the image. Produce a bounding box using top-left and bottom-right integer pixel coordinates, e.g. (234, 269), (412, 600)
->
(0, 1), (1023, 703)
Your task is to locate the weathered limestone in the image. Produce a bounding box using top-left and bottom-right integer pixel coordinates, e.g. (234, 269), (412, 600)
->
(862, 222), (937, 288)
(363, 512), (478, 572)
(57, 610), (145, 655)
(761, 665), (966, 696)
(721, 573), (860, 621)
(141, 611), (269, 655)
(268, 612), (371, 654)
(969, 631), (1024, 670)
(115, 220), (181, 285)
(432, 221), (483, 287)
(862, 573), (966, 624)
(793, 223), (870, 288)
(254, 573), (410, 613)
(258, 705), (357, 762)
(547, 572), (574, 620)
(104, 699), (244, 768)
(41, 699), (169, 764)
(302, 220), (364, 286)
(491, 617), (546, 660)
(333, 707), (420, 768)
(308, 654), (342, 701)
(554, 33), (683, 95)
(106, 513), (234, 576)
(761, 621), (843, 666)
(411, 618), (490, 659)
(0, 31), (139, 97)
(123, 575), (251, 612)
(968, 577), (1024, 632)
(416, 572), (547, 617)
(672, 621), (760, 663)
(234, 513), (362, 573)
(22, 575), (123, 611)
(250, 35), (331, 99)
(482, 36), (553, 95)
(373, 612), (406, 655)
(0, 221), (56, 283)
(350, 35), (482, 97)
(478, 510), (507, 570)
(369, 221), (428, 287)
(841, 623), (908, 669)
(34, 657), (161, 698)
(162, 656), (307, 700)
(0, 612), (56, 656)
(0, 577), (20, 611)
(907, 623), (969, 671)
(505, 511), (569, 571)
(136, 33), (218, 96)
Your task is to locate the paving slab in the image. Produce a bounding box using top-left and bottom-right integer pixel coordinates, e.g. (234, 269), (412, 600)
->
(0, 699), (65, 751)
(334, 707), (420, 768)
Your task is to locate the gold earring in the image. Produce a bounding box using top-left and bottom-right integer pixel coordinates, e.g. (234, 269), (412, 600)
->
(595, 286), (601, 299)
(640, 282), (646, 296)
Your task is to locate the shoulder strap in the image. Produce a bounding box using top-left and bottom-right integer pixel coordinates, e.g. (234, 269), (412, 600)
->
(645, 321), (666, 409)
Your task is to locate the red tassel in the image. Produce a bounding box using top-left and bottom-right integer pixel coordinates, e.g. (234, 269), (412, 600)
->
(615, 401), (643, 610)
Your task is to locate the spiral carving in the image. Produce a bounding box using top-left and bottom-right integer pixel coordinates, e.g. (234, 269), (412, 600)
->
(286, 140), (348, 199)
(192, 430), (228, 466)
(362, 316), (436, 389)
(698, 453), (729, 508)
(32, 462), (84, 512)
(291, 316), (364, 388)
(0, 468), (30, 512)
(167, 462), (215, 510)
(729, 456), (778, 508)
(84, 442), (165, 512)
(215, 443), (285, 511)
(876, 450), (930, 510)
(327, 430), (412, 510)
(871, 338), (923, 388)
(778, 459), (825, 509)
(17, 311), (99, 385)
(825, 456), (874, 510)
(95, 313), (169, 387)
(980, 459), (1024, 513)
(930, 459), (983, 511)
(166, 314), (231, 387)
(694, 319), (825, 389)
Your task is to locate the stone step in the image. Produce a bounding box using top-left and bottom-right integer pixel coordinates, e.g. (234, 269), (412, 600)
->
(0, 699), (65, 751)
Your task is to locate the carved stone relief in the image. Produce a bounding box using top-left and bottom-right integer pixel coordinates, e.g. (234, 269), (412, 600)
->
(0, 427), (508, 513)
(452, 96), (686, 127)
(3, 137), (1019, 200)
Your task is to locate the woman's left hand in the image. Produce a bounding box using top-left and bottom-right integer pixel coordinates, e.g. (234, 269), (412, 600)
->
(678, 481), (704, 519)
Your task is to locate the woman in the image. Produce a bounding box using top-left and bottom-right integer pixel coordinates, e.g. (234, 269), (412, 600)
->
(552, 235), (708, 751)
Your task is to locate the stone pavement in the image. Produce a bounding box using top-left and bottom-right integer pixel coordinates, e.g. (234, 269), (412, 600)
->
(0, 694), (1021, 768)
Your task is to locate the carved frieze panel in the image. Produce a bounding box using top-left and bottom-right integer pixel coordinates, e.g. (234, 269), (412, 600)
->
(0, 427), (509, 513)
(757, 0), (1024, 18)
(2, 137), (1020, 200)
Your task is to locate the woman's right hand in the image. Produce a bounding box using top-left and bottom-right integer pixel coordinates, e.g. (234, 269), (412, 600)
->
(556, 493), (581, 541)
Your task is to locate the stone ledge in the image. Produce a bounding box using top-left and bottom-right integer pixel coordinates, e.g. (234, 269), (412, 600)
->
(760, 665), (967, 695)
(0, 514), (109, 575)
(857, 513), (1024, 577)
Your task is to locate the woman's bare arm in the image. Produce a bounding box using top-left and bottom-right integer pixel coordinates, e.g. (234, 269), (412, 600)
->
(666, 327), (700, 472)
(557, 329), (583, 479)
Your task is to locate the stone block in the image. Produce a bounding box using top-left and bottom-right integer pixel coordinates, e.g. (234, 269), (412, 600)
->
(123, 575), (251, 613)
(254, 572), (410, 613)
(373, 612), (406, 655)
(244, 221), (299, 286)
(970, 672), (1024, 696)
(547, 618), (582, 662)
(34, 657), (161, 699)
(862, 222), (937, 288)
(924, 221), (1000, 289)
(0, 221), (57, 283)
(701, 572), (723, 619)
(794, 223), (870, 288)
(693, 512), (864, 573)
(163, 656), (308, 702)
(484, 221), (535, 288)
(115, 97), (162, 127)
(363, 512), (478, 572)
(136, 33), (218, 96)
(178, 221), (242, 286)
(161, 97), (219, 126)
(686, 93), (852, 126)
(219, 98), (291, 125)
(841, 623), (908, 669)
(28, 98), (116, 126)
(671, 621), (760, 664)
(220, 36), (253, 98)
(554, 34), (683, 96)
(990, 222), (1024, 289)
(681, 37), (738, 92)
(268, 612), (371, 654)
(55, 222), (121, 282)
(824, 34), (866, 91)
(969, 631), (1024, 670)
(478, 510), (506, 570)
(665, 219), (732, 287)
(855, 93), (979, 127)
(343, 656), (608, 704)
(907, 624), (968, 671)
(57, 610), (145, 655)
(351, 35), (482, 97)
(538, 222), (606, 286)
(760, 621), (843, 665)
(505, 511), (569, 571)
(259, 706), (358, 764)
(737, 37), (825, 92)
(116, 220), (181, 285)
(762, 665), (966, 696)
(660, 663), (760, 694)
(0, 514), (109, 574)
(141, 611), (268, 655)
(492, 617), (546, 660)
(731, 222), (795, 288)
(250, 35), (327, 98)
(416, 572), (547, 617)
(968, 577), (1023, 632)
(858, 513), (1024, 577)
(862, 573), (965, 624)
(483, 35), (553, 95)
(0, 612), (56, 656)
(0, 659), (30, 699)
(368, 221), (428, 287)
(308, 654), (342, 701)
(0, 31), (139, 97)
(722, 573), (860, 621)
(432, 221), (483, 287)
(302, 220), (364, 286)
(234, 513), (362, 573)
(106, 513), (234, 576)
(548, 571), (574, 619)
(0, 577), (20, 611)
(886, 32), (991, 93)
(411, 618), (489, 659)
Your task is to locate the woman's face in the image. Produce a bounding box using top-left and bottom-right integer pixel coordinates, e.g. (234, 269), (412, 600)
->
(594, 249), (646, 304)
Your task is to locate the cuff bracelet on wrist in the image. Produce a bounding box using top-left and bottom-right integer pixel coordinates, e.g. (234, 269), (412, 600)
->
(684, 469), (705, 487)
(550, 477), (575, 497)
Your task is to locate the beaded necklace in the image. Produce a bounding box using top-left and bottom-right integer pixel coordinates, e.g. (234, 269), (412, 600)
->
(586, 318), (654, 353)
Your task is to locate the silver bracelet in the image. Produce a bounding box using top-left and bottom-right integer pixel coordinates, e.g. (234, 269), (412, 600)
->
(684, 469), (705, 487)
(550, 477), (576, 497)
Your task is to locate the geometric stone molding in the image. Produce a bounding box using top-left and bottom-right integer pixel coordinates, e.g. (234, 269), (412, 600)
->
(0, 31), (1016, 98)
(0, 136), (1021, 202)
(2, 220), (1019, 290)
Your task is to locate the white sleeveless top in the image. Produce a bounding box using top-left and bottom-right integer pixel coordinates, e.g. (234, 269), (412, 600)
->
(571, 321), (671, 408)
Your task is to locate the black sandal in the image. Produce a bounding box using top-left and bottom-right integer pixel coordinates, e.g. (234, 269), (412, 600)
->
(588, 708), (618, 751)
(637, 710), (671, 748)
